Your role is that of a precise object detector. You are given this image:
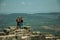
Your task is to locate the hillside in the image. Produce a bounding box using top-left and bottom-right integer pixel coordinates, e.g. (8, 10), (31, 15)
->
(0, 13), (60, 34)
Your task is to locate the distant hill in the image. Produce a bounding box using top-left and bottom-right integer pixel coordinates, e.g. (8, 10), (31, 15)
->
(0, 12), (60, 34)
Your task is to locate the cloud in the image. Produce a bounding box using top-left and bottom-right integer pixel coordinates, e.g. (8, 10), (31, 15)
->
(21, 2), (32, 6)
(21, 2), (25, 5)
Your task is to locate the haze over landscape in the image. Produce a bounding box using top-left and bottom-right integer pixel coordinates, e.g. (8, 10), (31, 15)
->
(0, 0), (60, 34)
(0, 0), (60, 14)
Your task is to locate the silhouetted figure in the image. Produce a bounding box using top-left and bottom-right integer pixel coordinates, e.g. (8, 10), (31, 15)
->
(16, 16), (23, 29)
(20, 19), (23, 28)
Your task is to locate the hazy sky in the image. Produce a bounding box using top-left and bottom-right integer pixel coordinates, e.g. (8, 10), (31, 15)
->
(0, 0), (60, 14)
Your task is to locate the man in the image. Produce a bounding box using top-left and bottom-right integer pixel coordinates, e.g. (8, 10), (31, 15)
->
(16, 16), (23, 29)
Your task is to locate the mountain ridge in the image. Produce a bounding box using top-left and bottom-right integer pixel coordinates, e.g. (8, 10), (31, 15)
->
(0, 12), (60, 34)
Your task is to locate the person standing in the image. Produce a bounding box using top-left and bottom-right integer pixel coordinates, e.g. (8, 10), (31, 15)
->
(16, 16), (23, 29)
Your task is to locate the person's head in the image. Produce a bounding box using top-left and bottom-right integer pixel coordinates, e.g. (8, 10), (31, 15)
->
(17, 16), (22, 19)
(18, 16), (20, 18)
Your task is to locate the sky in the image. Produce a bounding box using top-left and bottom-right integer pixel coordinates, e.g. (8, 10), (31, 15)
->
(0, 0), (60, 14)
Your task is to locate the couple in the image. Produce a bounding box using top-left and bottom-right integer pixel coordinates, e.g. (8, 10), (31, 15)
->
(16, 16), (23, 29)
